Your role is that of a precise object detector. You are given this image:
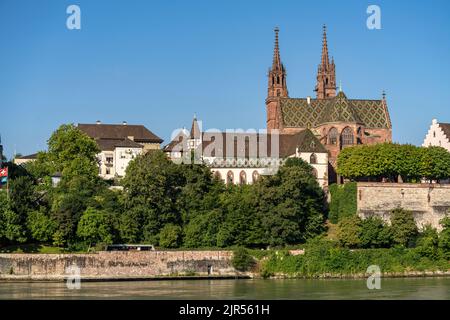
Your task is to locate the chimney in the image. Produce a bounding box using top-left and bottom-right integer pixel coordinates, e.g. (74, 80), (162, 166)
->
(96, 120), (101, 125)
(123, 121), (127, 126)
(307, 96), (311, 105)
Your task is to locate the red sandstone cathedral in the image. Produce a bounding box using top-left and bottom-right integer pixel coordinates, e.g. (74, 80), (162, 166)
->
(266, 26), (392, 182)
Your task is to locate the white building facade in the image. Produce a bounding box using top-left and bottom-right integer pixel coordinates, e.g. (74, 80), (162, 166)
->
(164, 118), (329, 188)
(423, 119), (450, 151)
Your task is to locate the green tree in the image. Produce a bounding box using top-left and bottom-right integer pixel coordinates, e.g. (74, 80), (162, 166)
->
(438, 217), (450, 259)
(121, 151), (184, 244)
(0, 191), (27, 243)
(390, 208), (418, 247)
(415, 225), (440, 259)
(359, 216), (392, 248)
(419, 146), (450, 182)
(255, 158), (326, 246)
(27, 208), (57, 242)
(77, 207), (113, 247)
(336, 215), (362, 248)
(231, 247), (255, 272)
(159, 223), (182, 248)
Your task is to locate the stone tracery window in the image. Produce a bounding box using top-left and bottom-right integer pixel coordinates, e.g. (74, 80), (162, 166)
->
(341, 127), (354, 146)
(328, 127), (338, 145)
(311, 167), (318, 178)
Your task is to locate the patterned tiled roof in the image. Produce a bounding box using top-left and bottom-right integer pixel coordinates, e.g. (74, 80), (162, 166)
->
(280, 91), (391, 129)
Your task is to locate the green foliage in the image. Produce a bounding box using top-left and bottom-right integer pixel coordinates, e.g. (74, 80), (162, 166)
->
(415, 225), (440, 259)
(328, 182), (357, 223)
(159, 224), (183, 248)
(27, 208), (57, 242)
(231, 247), (255, 271)
(390, 208), (418, 247)
(337, 216), (362, 248)
(261, 237), (449, 277)
(254, 158), (326, 246)
(337, 143), (450, 182)
(359, 216), (392, 248)
(76, 207), (113, 246)
(438, 217), (450, 259)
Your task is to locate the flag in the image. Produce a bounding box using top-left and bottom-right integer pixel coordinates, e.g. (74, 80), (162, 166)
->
(0, 167), (7, 178)
(1, 176), (7, 184)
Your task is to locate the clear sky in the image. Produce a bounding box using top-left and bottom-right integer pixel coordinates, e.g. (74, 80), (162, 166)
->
(1, 0), (450, 159)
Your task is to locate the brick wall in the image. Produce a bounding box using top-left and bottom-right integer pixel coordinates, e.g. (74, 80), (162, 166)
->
(357, 182), (450, 231)
(0, 250), (235, 280)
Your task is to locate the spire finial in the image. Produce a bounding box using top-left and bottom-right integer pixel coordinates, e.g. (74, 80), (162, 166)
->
(272, 26), (281, 69)
(320, 24), (329, 68)
(382, 90), (386, 100)
(339, 81), (342, 92)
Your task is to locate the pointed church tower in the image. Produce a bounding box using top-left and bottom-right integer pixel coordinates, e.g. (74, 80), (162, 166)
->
(267, 27), (288, 98)
(315, 25), (336, 99)
(267, 27), (288, 130)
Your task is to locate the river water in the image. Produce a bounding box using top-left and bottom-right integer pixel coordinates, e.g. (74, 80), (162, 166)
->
(0, 278), (449, 299)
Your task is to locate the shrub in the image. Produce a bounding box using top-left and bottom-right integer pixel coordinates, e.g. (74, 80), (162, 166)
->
(390, 208), (418, 247)
(159, 224), (183, 248)
(416, 225), (439, 259)
(232, 247), (255, 272)
(359, 216), (392, 248)
(337, 216), (362, 248)
(438, 217), (450, 259)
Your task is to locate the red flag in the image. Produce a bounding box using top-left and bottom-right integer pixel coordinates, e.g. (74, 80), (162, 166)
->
(0, 167), (8, 177)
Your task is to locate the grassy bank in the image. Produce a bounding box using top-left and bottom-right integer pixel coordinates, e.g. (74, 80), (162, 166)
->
(257, 239), (450, 278)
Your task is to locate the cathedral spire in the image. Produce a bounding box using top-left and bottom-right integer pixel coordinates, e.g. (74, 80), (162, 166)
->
(321, 25), (330, 69)
(315, 25), (336, 99)
(272, 27), (282, 70)
(267, 27), (288, 99)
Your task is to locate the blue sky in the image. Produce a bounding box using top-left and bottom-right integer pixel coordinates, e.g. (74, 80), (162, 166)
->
(1, 0), (450, 159)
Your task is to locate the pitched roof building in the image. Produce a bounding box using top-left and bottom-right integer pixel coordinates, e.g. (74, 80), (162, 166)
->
(423, 119), (450, 151)
(266, 26), (392, 183)
(165, 117), (329, 188)
(77, 121), (163, 179)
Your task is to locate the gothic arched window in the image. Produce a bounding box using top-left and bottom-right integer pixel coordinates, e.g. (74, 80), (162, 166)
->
(252, 171), (260, 183)
(341, 127), (354, 146)
(310, 153), (317, 164)
(214, 171), (222, 181)
(227, 171), (234, 185)
(239, 171), (247, 185)
(328, 127), (338, 145)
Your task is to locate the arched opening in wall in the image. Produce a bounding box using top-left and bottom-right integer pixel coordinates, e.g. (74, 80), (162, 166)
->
(226, 171), (234, 185)
(252, 171), (260, 183)
(311, 167), (318, 178)
(341, 127), (354, 147)
(239, 171), (247, 185)
(310, 153), (317, 164)
(328, 127), (338, 145)
(277, 76), (280, 84)
(214, 171), (222, 181)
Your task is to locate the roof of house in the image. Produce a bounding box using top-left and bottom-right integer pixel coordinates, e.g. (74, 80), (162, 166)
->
(95, 138), (143, 151)
(280, 91), (392, 129)
(164, 129), (326, 158)
(438, 123), (450, 141)
(17, 153), (38, 160)
(77, 123), (163, 143)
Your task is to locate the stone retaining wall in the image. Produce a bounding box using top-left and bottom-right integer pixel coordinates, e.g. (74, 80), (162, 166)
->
(0, 250), (235, 280)
(357, 182), (450, 231)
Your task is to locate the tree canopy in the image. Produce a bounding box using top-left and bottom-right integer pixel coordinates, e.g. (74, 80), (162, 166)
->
(337, 143), (450, 182)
